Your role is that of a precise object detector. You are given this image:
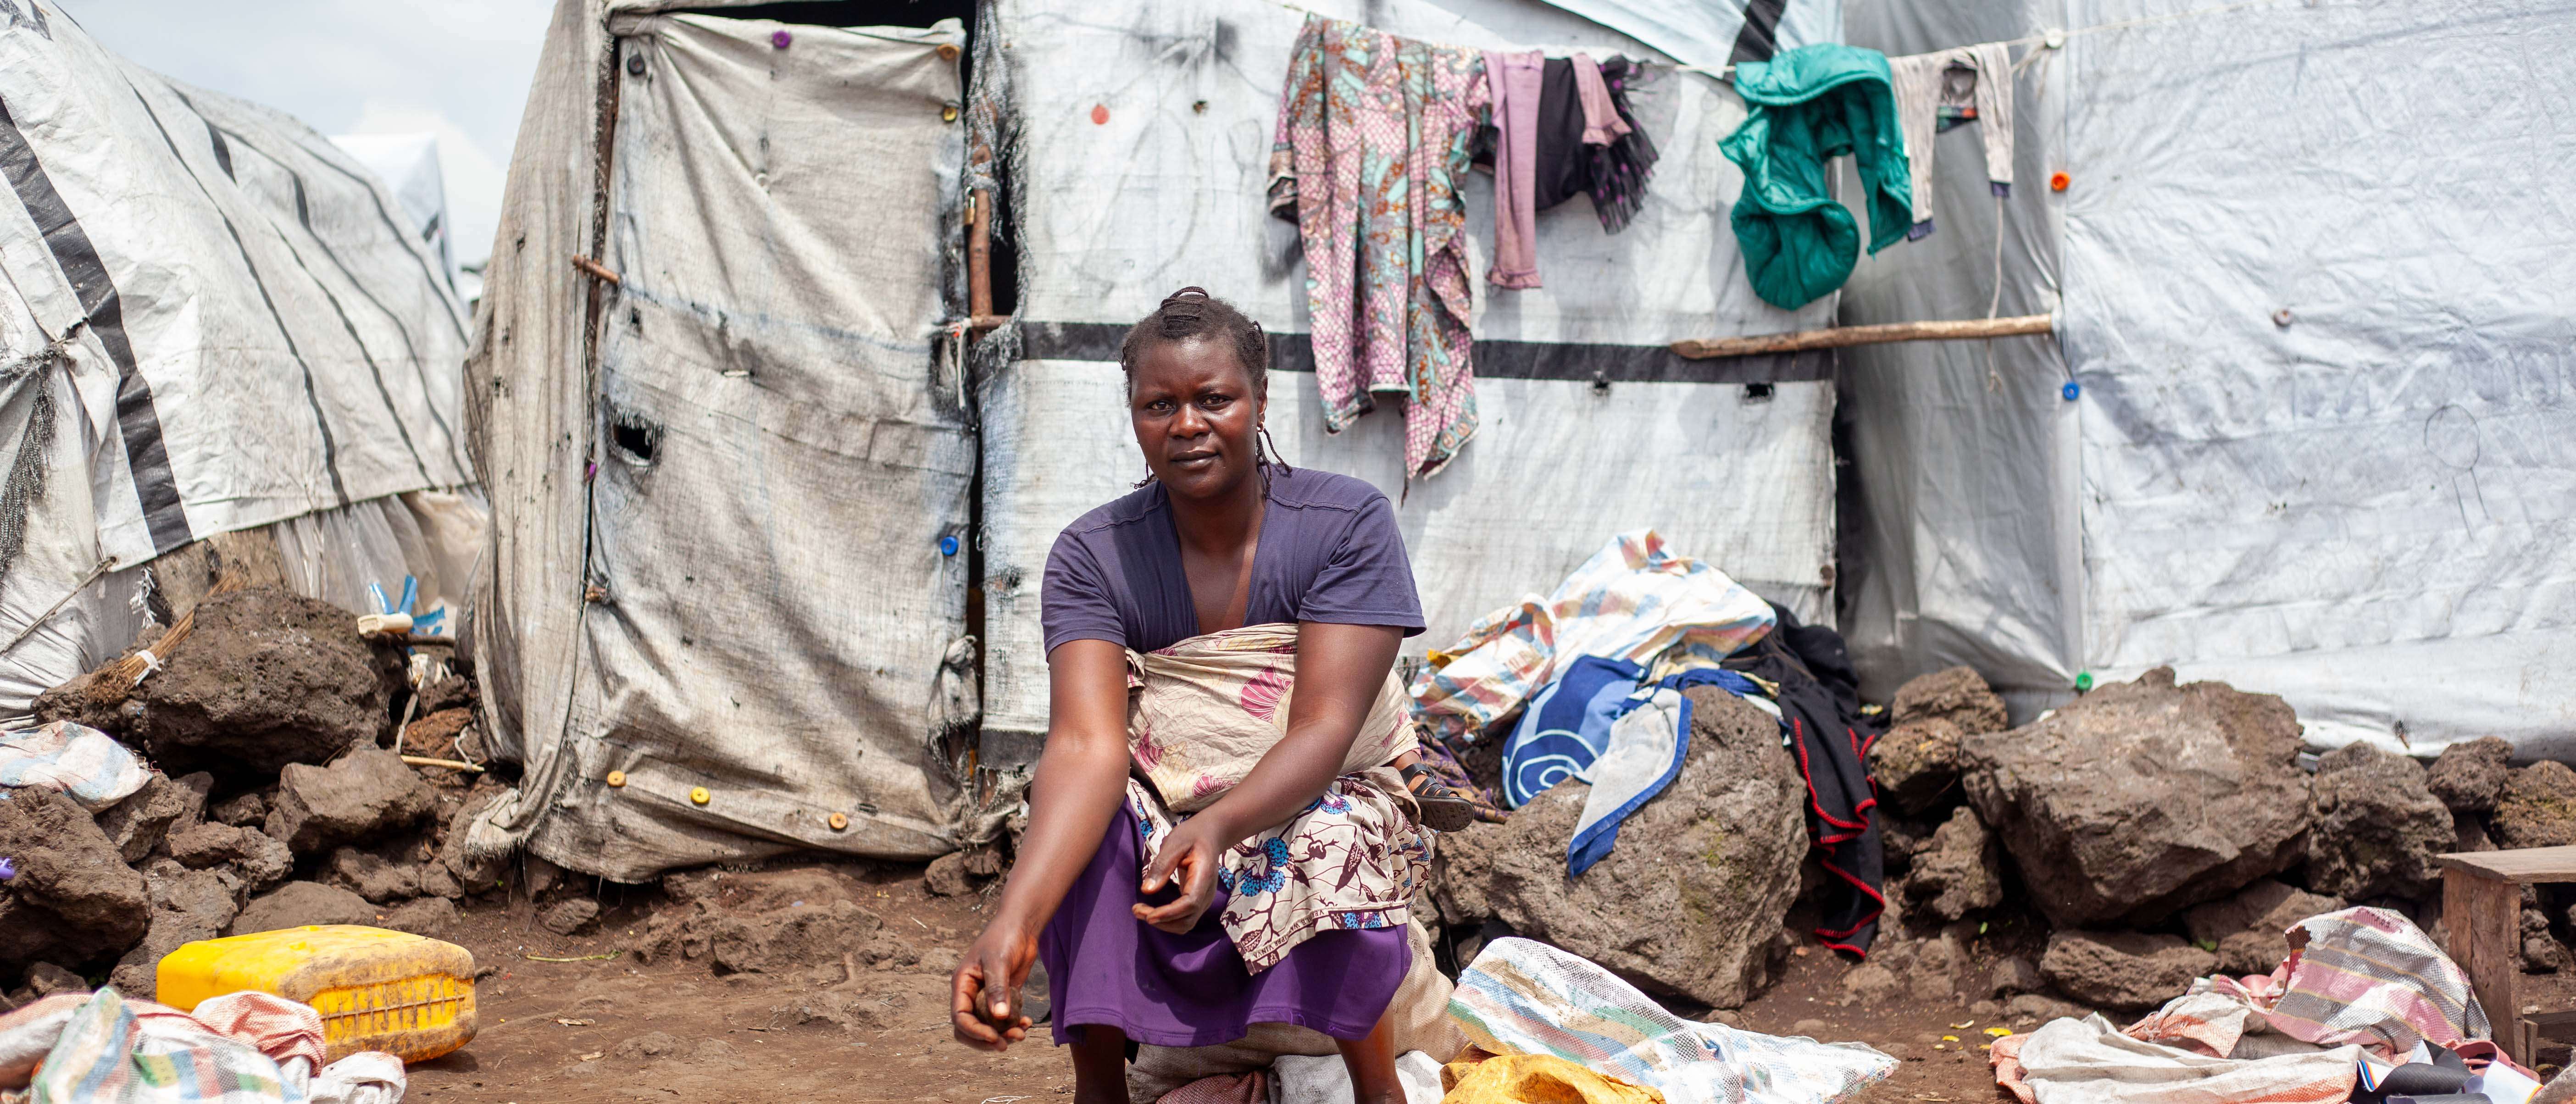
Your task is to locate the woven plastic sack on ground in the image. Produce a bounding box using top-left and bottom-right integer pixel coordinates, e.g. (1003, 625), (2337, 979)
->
(0, 720), (152, 811)
(1410, 531), (1775, 745)
(1448, 937), (1893, 1104)
(1988, 1013), (2362, 1104)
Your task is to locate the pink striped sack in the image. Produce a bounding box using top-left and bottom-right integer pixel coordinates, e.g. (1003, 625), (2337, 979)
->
(2257, 906), (2491, 1059)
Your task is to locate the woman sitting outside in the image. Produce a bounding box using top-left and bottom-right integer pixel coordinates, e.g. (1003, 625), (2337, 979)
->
(949, 288), (1473, 1104)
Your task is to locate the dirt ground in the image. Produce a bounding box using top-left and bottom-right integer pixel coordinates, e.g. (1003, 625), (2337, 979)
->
(406, 859), (2573, 1104)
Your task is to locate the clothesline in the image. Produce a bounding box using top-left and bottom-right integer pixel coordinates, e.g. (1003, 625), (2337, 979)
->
(1249, 0), (2306, 82)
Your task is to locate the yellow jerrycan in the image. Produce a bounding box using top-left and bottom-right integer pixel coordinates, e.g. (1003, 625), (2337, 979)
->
(156, 925), (477, 1063)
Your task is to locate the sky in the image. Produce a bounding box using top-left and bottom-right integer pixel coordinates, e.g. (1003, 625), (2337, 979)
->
(62, 0), (555, 272)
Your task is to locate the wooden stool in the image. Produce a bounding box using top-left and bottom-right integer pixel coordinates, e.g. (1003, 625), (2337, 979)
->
(2437, 844), (2576, 1065)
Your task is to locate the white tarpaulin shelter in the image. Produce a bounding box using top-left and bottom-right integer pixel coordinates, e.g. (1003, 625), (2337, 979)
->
(1836, 0), (2576, 757)
(0, 6), (477, 721)
(470, 0), (1843, 877)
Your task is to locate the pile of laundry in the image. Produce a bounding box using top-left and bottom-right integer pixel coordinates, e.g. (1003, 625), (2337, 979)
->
(0, 986), (403, 1104)
(1990, 907), (2551, 1104)
(1409, 528), (1890, 953)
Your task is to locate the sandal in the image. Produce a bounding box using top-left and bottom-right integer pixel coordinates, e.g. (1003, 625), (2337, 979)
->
(1401, 761), (1485, 832)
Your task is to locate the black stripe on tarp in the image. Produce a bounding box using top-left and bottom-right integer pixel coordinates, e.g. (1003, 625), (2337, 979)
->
(201, 116), (232, 179)
(223, 124), (465, 476)
(120, 78), (349, 507)
(0, 94), (192, 552)
(189, 115), (432, 486)
(1014, 321), (1833, 384)
(299, 138), (468, 344)
(1731, 0), (1788, 66)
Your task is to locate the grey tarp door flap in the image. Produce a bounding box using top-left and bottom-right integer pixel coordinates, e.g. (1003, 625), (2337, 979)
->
(522, 12), (975, 880)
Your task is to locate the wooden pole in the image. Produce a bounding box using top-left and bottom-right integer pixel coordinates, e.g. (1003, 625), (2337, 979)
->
(1670, 313), (2054, 360)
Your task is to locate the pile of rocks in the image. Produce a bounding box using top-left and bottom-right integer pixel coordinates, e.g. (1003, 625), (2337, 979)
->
(1866, 665), (2575, 1014)
(1421, 655), (2574, 1021)
(0, 587), (504, 1005)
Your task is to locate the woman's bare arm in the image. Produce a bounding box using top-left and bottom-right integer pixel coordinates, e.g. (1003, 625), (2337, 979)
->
(1134, 620), (1401, 932)
(950, 638), (1132, 1051)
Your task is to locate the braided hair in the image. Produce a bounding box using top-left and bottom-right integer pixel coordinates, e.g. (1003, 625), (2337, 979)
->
(1120, 287), (1290, 484)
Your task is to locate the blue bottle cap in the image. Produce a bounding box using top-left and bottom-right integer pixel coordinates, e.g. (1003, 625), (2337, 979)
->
(2061, 380), (2081, 402)
(939, 535), (960, 556)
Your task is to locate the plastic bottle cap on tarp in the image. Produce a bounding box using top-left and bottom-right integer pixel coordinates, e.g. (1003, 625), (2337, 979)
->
(827, 813), (849, 831)
(937, 43), (959, 61)
(2050, 171), (2071, 192)
(2075, 671), (2095, 692)
(2061, 380), (2081, 401)
(605, 771), (627, 788)
(689, 787), (712, 805)
(771, 29), (793, 49)
(940, 535), (960, 556)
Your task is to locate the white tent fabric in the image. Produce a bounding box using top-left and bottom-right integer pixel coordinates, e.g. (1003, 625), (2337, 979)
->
(469, 4), (980, 879)
(328, 133), (458, 294)
(1839, 0), (2576, 757)
(0, 8), (472, 719)
(976, 0), (1843, 752)
(1532, 0), (1842, 76)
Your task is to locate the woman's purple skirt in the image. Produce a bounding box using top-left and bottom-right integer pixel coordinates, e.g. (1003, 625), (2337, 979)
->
(1037, 807), (1412, 1048)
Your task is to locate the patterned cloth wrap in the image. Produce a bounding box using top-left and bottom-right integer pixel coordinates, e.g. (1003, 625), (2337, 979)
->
(1410, 529), (1777, 746)
(0, 720), (153, 812)
(1124, 624), (1430, 974)
(1126, 624), (1417, 814)
(1268, 13), (1487, 481)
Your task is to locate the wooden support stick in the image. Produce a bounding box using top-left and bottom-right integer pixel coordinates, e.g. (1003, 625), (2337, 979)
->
(402, 755), (485, 773)
(1671, 313), (2054, 360)
(569, 255), (622, 285)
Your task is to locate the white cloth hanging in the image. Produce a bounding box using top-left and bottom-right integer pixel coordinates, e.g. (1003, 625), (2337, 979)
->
(1888, 42), (2016, 237)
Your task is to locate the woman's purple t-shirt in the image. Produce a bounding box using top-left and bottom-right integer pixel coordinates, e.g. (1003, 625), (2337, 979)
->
(1041, 468), (1425, 654)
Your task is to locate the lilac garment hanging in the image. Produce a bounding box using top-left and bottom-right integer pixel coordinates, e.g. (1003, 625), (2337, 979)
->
(1570, 54), (1632, 147)
(1483, 50), (1545, 289)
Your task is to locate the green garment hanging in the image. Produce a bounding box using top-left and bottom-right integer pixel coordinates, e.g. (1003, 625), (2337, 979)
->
(1720, 45), (1915, 311)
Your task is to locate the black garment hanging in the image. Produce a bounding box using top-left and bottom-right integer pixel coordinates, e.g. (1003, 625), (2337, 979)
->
(1529, 58), (1588, 211)
(1725, 602), (1887, 955)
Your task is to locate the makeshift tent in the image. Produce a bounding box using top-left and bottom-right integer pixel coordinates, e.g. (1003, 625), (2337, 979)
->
(468, 0), (1843, 877)
(1835, 0), (2576, 757)
(0, 8), (479, 722)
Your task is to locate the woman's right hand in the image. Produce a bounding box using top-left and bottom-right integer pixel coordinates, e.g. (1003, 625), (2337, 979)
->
(950, 921), (1038, 1051)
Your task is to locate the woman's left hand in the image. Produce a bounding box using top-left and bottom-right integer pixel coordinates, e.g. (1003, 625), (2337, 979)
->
(1133, 818), (1227, 934)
